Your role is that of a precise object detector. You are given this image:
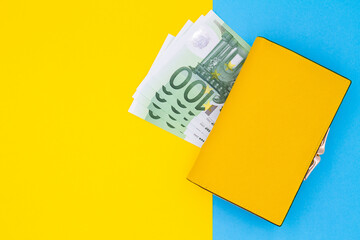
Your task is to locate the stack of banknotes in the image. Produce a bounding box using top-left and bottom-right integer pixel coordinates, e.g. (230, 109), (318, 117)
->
(129, 10), (251, 147)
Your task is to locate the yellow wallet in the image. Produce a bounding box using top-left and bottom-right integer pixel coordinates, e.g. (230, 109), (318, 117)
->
(188, 37), (351, 226)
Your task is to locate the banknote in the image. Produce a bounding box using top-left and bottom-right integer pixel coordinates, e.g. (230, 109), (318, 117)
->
(134, 93), (207, 135)
(129, 11), (250, 147)
(132, 13), (218, 137)
(130, 19), (208, 146)
(129, 100), (205, 147)
(132, 17), (213, 144)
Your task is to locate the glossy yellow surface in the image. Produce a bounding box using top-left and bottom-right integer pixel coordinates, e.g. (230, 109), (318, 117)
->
(0, 1), (212, 239)
(188, 37), (350, 226)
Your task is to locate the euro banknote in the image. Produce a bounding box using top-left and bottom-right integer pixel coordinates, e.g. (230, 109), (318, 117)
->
(129, 11), (250, 147)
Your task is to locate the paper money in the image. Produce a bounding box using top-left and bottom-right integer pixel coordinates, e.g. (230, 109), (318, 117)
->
(129, 10), (250, 147)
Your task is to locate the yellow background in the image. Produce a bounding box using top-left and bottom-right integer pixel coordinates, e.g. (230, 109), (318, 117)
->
(0, 1), (212, 239)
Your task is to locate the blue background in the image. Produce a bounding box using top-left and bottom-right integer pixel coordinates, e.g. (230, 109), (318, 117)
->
(213, 0), (360, 239)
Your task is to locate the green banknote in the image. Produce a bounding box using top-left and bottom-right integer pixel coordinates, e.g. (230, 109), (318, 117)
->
(130, 10), (250, 147)
(129, 100), (205, 147)
(134, 94), (208, 139)
(129, 20), (207, 146)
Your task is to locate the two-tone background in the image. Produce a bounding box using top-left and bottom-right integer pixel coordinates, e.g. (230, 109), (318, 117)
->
(1, 0), (359, 239)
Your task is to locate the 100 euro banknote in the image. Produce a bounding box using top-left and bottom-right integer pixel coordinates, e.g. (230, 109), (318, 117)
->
(129, 11), (250, 147)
